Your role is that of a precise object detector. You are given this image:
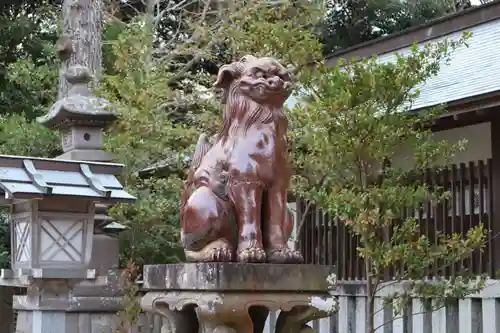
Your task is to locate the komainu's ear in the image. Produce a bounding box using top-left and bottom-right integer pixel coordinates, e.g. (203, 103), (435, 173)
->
(213, 62), (244, 89)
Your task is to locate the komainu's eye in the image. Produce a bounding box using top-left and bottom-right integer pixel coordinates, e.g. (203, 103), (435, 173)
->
(255, 71), (264, 78)
(279, 70), (290, 81)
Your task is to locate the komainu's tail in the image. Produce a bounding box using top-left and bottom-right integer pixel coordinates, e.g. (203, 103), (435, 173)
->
(190, 133), (212, 172)
(181, 134), (213, 213)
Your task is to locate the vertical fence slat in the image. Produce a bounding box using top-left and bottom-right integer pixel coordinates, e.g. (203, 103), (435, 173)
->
(433, 299), (459, 333)
(418, 171), (427, 277)
(442, 167), (450, 277)
(487, 158), (495, 277)
(323, 212), (328, 266)
(338, 296), (355, 333)
(412, 299), (432, 332)
(147, 312), (155, 333)
(330, 311), (339, 333)
(318, 317), (331, 333)
(304, 202), (309, 263)
(329, 216), (335, 267)
(313, 206), (319, 264)
(355, 297), (366, 333)
(305, 203), (312, 264)
(348, 218), (354, 280)
(298, 200), (304, 258)
(268, 311), (280, 333)
(459, 298), (482, 333)
(153, 314), (162, 333)
(336, 217), (342, 280)
(451, 164), (458, 277)
(392, 302), (404, 333)
(468, 161), (476, 274)
(374, 297), (392, 333)
(482, 298), (500, 333)
(430, 167), (439, 277)
(478, 160), (486, 275)
(424, 168), (433, 278)
(459, 163), (467, 275)
(341, 217), (347, 280)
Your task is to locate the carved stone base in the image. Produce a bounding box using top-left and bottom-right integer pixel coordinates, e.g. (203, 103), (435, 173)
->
(140, 264), (338, 333)
(1, 271), (125, 333)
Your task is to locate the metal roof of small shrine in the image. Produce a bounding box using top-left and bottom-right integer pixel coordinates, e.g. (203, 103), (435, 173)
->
(0, 155), (135, 202)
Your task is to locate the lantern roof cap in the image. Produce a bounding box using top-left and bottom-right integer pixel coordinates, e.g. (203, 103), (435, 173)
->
(37, 65), (116, 130)
(0, 154), (135, 203)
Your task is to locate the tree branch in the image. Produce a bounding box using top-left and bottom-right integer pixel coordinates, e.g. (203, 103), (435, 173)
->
(295, 174), (328, 244)
(296, 200), (313, 244)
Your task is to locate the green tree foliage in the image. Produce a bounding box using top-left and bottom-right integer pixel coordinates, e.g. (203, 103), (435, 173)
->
(97, 0), (326, 266)
(0, 2), (60, 119)
(0, 114), (60, 157)
(289, 33), (486, 332)
(98, 18), (199, 265)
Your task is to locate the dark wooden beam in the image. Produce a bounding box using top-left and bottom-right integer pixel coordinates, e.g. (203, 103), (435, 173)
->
(489, 118), (500, 275)
(430, 107), (500, 132)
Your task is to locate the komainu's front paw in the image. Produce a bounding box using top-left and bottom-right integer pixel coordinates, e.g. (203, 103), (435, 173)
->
(237, 247), (267, 263)
(207, 247), (234, 262)
(267, 247), (304, 264)
(184, 238), (235, 263)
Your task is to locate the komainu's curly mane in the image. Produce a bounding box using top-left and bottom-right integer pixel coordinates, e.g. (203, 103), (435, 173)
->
(219, 86), (288, 142)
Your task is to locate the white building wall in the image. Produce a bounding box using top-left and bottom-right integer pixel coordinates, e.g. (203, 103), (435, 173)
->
(392, 122), (491, 169)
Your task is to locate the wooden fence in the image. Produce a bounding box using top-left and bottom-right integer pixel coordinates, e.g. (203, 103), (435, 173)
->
(299, 159), (496, 280)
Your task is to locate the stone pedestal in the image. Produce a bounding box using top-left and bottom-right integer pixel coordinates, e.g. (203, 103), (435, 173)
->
(140, 263), (338, 333)
(1, 269), (124, 333)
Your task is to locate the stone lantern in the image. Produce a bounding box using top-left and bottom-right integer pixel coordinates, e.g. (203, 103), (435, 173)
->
(37, 64), (126, 272)
(0, 64), (136, 333)
(37, 65), (116, 162)
(0, 154), (135, 280)
(11, 197), (94, 272)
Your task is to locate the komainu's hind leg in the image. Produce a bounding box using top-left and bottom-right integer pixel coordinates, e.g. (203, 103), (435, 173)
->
(181, 186), (236, 262)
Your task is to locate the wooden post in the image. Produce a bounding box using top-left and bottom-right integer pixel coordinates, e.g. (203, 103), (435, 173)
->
(57, 0), (103, 98)
(490, 118), (500, 275)
(0, 286), (13, 333)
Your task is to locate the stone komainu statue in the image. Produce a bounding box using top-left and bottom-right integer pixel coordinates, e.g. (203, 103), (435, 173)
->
(180, 55), (303, 264)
